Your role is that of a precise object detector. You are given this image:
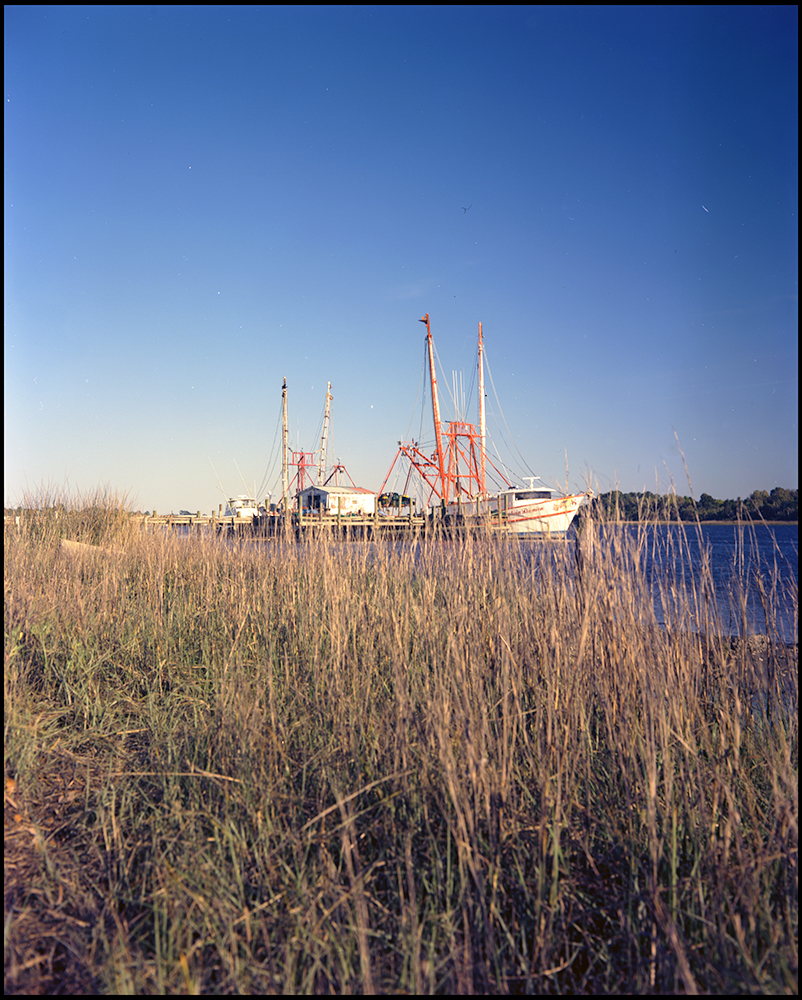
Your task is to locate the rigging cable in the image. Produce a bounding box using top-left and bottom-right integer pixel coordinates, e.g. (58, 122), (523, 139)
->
(208, 456), (229, 503)
(258, 393), (286, 502)
(482, 344), (538, 483)
(256, 404), (283, 502)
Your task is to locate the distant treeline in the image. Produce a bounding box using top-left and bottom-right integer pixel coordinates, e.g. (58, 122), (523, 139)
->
(589, 487), (798, 522)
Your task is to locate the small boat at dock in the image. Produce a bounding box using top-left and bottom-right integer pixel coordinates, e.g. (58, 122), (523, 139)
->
(224, 496), (261, 519)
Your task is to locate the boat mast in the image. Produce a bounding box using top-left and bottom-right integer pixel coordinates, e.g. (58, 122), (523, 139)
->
(421, 313), (447, 502)
(478, 322), (486, 496)
(281, 377), (289, 513)
(317, 382), (333, 485)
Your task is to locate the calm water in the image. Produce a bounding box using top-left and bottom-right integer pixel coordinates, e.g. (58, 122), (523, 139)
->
(497, 522), (796, 642)
(652, 522), (796, 641)
(582, 523), (798, 642)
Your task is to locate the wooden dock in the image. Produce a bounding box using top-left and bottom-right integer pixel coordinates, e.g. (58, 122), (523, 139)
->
(130, 510), (432, 538)
(6, 508), (527, 539)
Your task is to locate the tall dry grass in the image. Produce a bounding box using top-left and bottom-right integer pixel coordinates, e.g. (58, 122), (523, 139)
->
(4, 494), (798, 994)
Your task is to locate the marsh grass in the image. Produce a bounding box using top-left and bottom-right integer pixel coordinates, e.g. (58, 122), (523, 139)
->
(4, 492), (798, 994)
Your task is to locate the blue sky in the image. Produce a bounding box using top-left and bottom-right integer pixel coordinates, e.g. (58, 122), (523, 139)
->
(5, 5), (798, 512)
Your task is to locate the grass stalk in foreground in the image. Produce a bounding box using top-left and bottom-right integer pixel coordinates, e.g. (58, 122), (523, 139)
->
(4, 497), (798, 994)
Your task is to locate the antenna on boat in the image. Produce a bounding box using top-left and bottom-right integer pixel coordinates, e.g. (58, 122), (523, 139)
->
(233, 456), (251, 496)
(208, 456), (228, 500)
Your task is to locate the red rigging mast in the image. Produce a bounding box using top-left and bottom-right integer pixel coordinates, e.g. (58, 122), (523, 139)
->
(478, 321), (487, 495)
(380, 315), (505, 507)
(421, 313), (447, 498)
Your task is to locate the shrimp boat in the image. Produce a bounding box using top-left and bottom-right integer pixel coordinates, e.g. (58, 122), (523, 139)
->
(381, 314), (586, 535)
(224, 496), (260, 519)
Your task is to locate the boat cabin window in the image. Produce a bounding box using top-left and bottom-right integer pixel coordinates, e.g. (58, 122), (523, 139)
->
(514, 490), (553, 500)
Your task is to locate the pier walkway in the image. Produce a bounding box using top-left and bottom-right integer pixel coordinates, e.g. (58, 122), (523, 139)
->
(130, 510), (431, 538)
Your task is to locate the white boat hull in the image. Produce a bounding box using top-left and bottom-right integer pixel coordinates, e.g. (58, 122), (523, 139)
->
(446, 492), (585, 535)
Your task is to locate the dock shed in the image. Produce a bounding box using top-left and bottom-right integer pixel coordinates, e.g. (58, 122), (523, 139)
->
(298, 485), (377, 516)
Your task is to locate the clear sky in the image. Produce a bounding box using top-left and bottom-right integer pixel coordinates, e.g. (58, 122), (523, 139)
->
(5, 5), (798, 512)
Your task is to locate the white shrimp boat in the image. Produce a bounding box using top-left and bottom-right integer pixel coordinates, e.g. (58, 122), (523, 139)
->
(381, 314), (586, 535)
(224, 495), (260, 519)
(453, 481), (586, 535)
